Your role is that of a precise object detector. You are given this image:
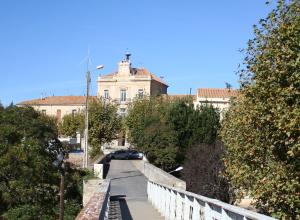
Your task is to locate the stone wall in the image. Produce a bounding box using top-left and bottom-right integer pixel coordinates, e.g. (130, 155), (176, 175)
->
(76, 179), (110, 220)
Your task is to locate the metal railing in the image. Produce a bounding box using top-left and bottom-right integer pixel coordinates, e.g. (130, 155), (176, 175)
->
(148, 180), (276, 220)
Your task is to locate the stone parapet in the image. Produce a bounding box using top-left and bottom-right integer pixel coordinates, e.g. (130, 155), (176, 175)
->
(76, 179), (110, 220)
(132, 160), (186, 190)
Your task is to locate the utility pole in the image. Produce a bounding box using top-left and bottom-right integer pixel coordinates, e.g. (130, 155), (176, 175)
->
(84, 70), (91, 168)
(83, 63), (103, 169)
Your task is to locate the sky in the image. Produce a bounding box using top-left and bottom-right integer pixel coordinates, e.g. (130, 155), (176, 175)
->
(0, 0), (276, 106)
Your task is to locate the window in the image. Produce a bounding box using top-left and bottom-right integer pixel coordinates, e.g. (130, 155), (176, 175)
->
(42, 109), (46, 114)
(72, 109), (77, 117)
(104, 90), (109, 99)
(138, 89), (144, 98)
(120, 89), (126, 102)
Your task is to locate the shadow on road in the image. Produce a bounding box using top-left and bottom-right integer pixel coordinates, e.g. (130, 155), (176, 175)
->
(111, 174), (143, 181)
(103, 163), (110, 178)
(109, 195), (133, 220)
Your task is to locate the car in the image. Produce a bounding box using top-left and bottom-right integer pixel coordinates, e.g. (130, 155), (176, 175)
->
(128, 150), (143, 159)
(109, 150), (130, 160)
(108, 150), (143, 160)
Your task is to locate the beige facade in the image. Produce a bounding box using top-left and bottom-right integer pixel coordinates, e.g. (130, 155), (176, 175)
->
(17, 96), (86, 122)
(194, 88), (238, 112)
(97, 54), (168, 113)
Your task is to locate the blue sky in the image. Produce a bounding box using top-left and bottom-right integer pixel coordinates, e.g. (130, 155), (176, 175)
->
(0, 0), (275, 106)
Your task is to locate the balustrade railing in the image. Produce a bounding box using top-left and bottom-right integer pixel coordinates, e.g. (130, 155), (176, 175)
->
(148, 180), (276, 220)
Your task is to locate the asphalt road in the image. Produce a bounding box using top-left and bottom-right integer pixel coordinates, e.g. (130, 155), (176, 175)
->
(107, 160), (164, 220)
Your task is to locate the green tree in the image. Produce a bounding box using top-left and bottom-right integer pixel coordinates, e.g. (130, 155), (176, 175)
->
(126, 96), (221, 170)
(0, 105), (62, 218)
(58, 112), (84, 137)
(126, 96), (179, 170)
(191, 104), (220, 144)
(0, 101), (3, 112)
(88, 98), (122, 157)
(221, 1), (300, 218)
(0, 105), (91, 219)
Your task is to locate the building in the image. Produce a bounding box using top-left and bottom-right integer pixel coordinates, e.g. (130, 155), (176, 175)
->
(17, 96), (87, 122)
(17, 54), (168, 149)
(17, 54), (238, 150)
(194, 88), (238, 112)
(97, 53), (168, 114)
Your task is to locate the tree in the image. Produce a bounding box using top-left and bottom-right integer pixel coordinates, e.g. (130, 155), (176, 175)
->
(183, 142), (232, 203)
(88, 98), (122, 157)
(0, 105), (91, 219)
(190, 104), (220, 144)
(0, 101), (3, 112)
(221, 1), (300, 218)
(126, 96), (180, 170)
(0, 105), (62, 218)
(126, 96), (221, 170)
(166, 98), (194, 150)
(58, 112), (84, 138)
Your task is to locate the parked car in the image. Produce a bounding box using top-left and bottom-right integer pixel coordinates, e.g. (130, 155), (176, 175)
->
(108, 150), (143, 160)
(128, 150), (143, 159)
(109, 150), (130, 160)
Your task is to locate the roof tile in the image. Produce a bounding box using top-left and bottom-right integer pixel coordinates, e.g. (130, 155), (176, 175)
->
(101, 68), (168, 86)
(197, 88), (238, 99)
(17, 96), (94, 106)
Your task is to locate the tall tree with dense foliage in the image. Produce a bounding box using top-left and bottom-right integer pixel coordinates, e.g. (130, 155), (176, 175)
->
(221, 1), (300, 218)
(88, 98), (122, 157)
(0, 105), (62, 218)
(126, 96), (178, 169)
(190, 104), (220, 144)
(126, 96), (221, 170)
(0, 105), (90, 219)
(58, 112), (84, 138)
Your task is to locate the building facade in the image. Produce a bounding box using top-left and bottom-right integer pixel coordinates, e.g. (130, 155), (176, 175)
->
(194, 88), (238, 112)
(97, 53), (168, 114)
(17, 96), (86, 122)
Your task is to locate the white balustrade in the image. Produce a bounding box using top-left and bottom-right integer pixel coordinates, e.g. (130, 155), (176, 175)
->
(147, 180), (276, 220)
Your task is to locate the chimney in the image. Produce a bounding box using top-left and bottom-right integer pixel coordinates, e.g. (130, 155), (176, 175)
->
(117, 53), (131, 76)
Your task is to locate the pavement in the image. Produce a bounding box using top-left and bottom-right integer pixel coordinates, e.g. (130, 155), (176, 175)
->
(107, 160), (164, 220)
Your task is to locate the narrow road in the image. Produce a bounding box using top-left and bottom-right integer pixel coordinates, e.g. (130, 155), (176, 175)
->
(107, 160), (164, 220)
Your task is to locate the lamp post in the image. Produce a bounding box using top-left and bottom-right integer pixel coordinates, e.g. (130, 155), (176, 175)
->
(83, 65), (104, 168)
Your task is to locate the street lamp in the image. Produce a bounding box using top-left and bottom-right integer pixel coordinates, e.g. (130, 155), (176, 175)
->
(169, 166), (183, 174)
(83, 65), (104, 168)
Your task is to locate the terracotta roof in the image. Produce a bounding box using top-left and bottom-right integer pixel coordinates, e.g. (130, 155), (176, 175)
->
(101, 68), (168, 86)
(197, 88), (238, 99)
(17, 96), (95, 106)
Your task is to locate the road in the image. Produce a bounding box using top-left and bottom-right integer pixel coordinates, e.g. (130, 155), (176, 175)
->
(107, 160), (164, 220)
